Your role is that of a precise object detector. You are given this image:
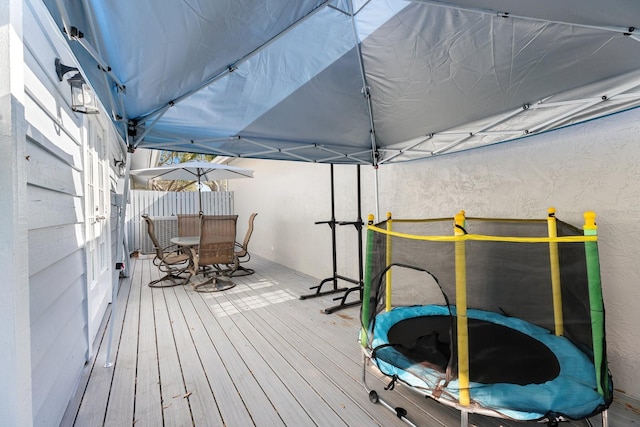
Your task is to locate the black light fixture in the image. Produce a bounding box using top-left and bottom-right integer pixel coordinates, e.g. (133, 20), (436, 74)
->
(114, 158), (127, 176)
(55, 58), (99, 114)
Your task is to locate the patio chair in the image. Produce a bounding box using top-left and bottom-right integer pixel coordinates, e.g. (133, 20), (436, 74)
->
(142, 214), (194, 287)
(193, 215), (239, 292)
(231, 212), (257, 276)
(177, 213), (201, 237)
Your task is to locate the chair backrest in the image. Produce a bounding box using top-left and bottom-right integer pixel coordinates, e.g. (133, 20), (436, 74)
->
(177, 214), (201, 237)
(198, 215), (238, 266)
(142, 214), (164, 259)
(237, 213), (258, 257)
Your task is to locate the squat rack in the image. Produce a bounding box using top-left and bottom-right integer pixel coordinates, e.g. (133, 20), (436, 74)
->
(300, 164), (364, 314)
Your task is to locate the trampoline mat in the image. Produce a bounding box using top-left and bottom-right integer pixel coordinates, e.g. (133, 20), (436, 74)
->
(369, 305), (607, 421)
(387, 315), (561, 385)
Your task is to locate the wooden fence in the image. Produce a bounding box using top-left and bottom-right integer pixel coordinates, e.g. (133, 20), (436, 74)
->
(127, 190), (234, 254)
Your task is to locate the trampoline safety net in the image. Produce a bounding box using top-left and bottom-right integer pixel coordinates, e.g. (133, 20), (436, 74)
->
(360, 209), (612, 422)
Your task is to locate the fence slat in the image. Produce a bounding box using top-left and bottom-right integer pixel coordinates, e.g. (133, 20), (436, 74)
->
(126, 190), (234, 254)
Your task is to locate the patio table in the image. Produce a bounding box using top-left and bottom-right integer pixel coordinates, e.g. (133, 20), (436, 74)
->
(170, 236), (200, 281)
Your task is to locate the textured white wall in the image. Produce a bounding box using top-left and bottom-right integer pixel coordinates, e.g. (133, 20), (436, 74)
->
(230, 106), (640, 400)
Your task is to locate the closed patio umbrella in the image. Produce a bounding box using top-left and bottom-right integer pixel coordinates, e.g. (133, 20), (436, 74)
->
(131, 160), (254, 214)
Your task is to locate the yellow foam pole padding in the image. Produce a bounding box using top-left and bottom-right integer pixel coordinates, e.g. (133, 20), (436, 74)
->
(454, 211), (470, 406)
(386, 212), (393, 312)
(365, 224), (597, 244)
(547, 207), (564, 336)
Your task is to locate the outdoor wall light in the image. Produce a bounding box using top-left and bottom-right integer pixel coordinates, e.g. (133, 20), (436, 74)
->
(55, 58), (100, 114)
(114, 158), (127, 176)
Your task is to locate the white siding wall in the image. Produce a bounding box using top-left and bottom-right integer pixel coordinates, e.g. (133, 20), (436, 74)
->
(229, 106), (640, 400)
(23, 2), (88, 424)
(0, 0), (32, 424)
(11, 0), (121, 424)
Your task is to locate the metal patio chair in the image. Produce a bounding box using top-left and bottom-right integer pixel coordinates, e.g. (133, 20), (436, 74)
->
(177, 213), (201, 238)
(192, 215), (239, 292)
(231, 212), (257, 276)
(142, 214), (194, 287)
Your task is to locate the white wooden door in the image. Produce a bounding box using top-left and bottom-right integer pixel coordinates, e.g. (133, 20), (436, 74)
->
(85, 118), (111, 356)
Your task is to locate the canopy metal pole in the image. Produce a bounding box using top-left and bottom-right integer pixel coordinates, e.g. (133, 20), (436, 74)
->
(373, 166), (380, 220)
(414, 0), (640, 40)
(432, 105), (528, 155)
(104, 147), (131, 368)
(133, 0), (332, 147)
(528, 77), (640, 134)
(79, 0), (121, 121)
(54, 0), (125, 90)
(348, 0), (379, 166)
(378, 135), (433, 165)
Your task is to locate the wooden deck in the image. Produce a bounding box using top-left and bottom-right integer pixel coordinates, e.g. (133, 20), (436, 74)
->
(62, 255), (640, 427)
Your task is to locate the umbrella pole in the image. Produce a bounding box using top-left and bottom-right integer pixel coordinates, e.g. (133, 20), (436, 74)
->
(198, 175), (203, 215)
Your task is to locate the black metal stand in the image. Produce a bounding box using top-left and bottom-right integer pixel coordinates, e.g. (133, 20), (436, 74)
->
(300, 164), (364, 314)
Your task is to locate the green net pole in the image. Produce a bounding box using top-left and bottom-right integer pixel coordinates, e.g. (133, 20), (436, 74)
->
(583, 211), (609, 398)
(361, 214), (376, 347)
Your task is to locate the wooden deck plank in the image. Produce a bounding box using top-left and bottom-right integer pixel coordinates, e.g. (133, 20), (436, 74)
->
(60, 303), (111, 427)
(210, 287), (368, 426)
(244, 257), (615, 427)
(163, 284), (225, 426)
(185, 283), (288, 426)
(607, 393), (640, 426)
(233, 260), (451, 425)
(172, 285), (252, 426)
(132, 260), (164, 426)
(282, 279), (598, 427)
(67, 262), (135, 427)
(63, 255), (640, 427)
(219, 280), (412, 427)
(104, 257), (143, 426)
(202, 294), (330, 426)
(233, 263), (457, 427)
(243, 261), (473, 427)
(189, 292), (324, 425)
(151, 273), (193, 425)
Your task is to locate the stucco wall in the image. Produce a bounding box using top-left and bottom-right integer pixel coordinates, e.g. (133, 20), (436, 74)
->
(230, 106), (640, 401)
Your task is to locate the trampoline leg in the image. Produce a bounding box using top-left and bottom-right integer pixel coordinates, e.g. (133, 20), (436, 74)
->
(602, 409), (608, 427)
(362, 355), (419, 427)
(362, 355), (371, 393)
(460, 409), (469, 427)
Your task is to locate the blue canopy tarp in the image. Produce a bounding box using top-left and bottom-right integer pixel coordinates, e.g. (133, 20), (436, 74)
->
(43, 0), (640, 164)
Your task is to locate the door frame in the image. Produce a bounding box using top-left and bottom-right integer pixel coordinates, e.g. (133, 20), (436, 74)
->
(83, 115), (113, 358)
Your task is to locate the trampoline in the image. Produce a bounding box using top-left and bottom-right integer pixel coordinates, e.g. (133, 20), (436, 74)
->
(360, 209), (612, 426)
